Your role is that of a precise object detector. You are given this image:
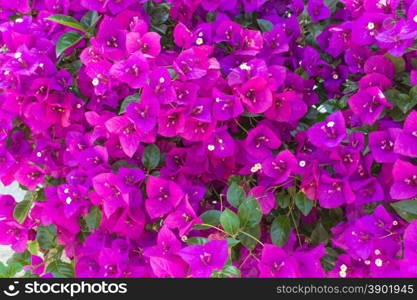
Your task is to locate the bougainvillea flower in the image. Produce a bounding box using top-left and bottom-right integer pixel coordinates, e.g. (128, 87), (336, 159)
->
(369, 128), (401, 163)
(348, 87), (392, 125)
(145, 176), (184, 219)
(307, 0), (330, 22)
(394, 110), (417, 157)
(245, 122), (282, 159)
(248, 186), (276, 214)
(14, 164), (45, 190)
(178, 239), (228, 278)
(307, 111), (347, 149)
(238, 77), (272, 114)
(258, 244), (299, 277)
(110, 51), (149, 89)
(262, 150), (297, 184)
(265, 91), (307, 122)
(318, 175), (355, 208)
(390, 160), (417, 200)
(105, 116), (142, 158)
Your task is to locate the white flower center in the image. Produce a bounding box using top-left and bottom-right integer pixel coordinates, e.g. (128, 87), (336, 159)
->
(326, 121), (335, 128)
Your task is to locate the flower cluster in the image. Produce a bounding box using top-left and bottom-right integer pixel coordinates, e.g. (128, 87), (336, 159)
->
(1, 0), (417, 278)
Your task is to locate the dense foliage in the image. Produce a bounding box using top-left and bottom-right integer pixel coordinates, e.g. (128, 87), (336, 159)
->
(1, 0), (417, 278)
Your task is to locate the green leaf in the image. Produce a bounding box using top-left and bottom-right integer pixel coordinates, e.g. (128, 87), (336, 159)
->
(295, 192), (314, 216)
(220, 208), (240, 235)
(256, 19), (273, 32)
(142, 144), (160, 170)
(238, 196), (262, 228)
(46, 14), (86, 32)
(275, 191), (291, 208)
(226, 182), (246, 208)
(212, 265), (241, 278)
(270, 215), (290, 247)
(85, 205), (102, 230)
(311, 223), (330, 245)
(150, 4), (170, 25)
(7, 251), (31, 266)
(385, 53), (405, 74)
(187, 237), (209, 245)
(80, 10), (100, 31)
(238, 224), (260, 251)
(119, 93), (140, 114)
(194, 210), (221, 230)
(13, 193), (33, 224)
(36, 224), (57, 249)
(226, 238), (240, 248)
(27, 241), (39, 255)
(45, 260), (74, 278)
(56, 31), (84, 57)
(396, 93), (417, 114)
(391, 200), (417, 222)
(0, 262), (23, 278)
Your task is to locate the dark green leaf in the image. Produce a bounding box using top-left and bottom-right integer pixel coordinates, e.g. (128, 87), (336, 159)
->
(45, 261), (74, 278)
(46, 14), (86, 32)
(257, 19), (273, 32)
(80, 11), (100, 30)
(36, 224), (57, 249)
(150, 4), (170, 25)
(186, 237), (209, 245)
(56, 31), (84, 57)
(295, 192), (314, 216)
(194, 210), (221, 230)
(275, 191), (291, 208)
(226, 238), (240, 248)
(85, 205), (102, 230)
(119, 93), (140, 114)
(212, 265), (241, 278)
(385, 53), (405, 74)
(238, 224), (260, 251)
(311, 223), (330, 245)
(238, 196), (262, 228)
(13, 193), (33, 224)
(391, 200), (417, 222)
(226, 182), (246, 208)
(142, 144), (160, 170)
(220, 209), (240, 235)
(270, 215), (290, 247)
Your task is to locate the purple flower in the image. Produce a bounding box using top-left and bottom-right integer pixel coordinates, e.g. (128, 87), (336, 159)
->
(348, 87), (392, 125)
(307, 111), (347, 149)
(369, 128), (401, 163)
(262, 150), (297, 184)
(245, 122), (282, 159)
(390, 160), (417, 200)
(307, 0), (331, 22)
(394, 110), (417, 157)
(110, 51), (149, 89)
(318, 175), (355, 208)
(15, 164), (45, 190)
(178, 239), (228, 278)
(258, 244), (299, 278)
(239, 77), (273, 114)
(105, 116), (142, 158)
(145, 176), (184, 219)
